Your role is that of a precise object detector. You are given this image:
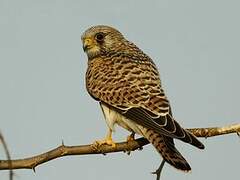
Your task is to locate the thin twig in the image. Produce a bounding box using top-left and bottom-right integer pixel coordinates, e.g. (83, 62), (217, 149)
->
(152, 160), (166, 180)
(0, 131), (13, 180)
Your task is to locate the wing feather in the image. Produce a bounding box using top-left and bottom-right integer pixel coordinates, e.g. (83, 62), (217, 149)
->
(105, 102), (187, 140)
(86, 52), (204, 149)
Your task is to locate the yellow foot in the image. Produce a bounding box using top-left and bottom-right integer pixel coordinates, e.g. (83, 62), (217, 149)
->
(125, 133), (135, 155)
(91, 129), (116, 153)
(93, 138), (116, 148)
(126, 133), (135, 143)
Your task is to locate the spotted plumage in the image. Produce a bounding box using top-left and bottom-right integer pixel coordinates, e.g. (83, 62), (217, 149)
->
(81, 25), (204, 171)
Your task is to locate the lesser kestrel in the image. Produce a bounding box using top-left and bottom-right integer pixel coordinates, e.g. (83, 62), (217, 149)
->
(81, 25), (204, 171)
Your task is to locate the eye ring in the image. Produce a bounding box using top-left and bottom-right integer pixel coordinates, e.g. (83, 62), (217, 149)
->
(95, 33), (104, 42)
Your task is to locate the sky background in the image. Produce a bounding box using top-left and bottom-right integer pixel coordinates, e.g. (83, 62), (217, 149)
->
(0, 0), (239, 180)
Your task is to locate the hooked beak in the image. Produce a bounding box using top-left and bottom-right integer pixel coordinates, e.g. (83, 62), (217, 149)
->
(83, 38), (92, 52)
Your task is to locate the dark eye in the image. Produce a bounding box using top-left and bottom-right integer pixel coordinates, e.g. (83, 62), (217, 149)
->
(95, 33), (104, 42)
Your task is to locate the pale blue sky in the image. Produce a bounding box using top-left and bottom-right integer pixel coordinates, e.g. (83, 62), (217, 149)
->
(0, 0), (239, 180)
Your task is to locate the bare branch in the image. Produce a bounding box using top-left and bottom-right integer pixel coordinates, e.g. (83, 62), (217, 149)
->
(0, 123), (239, 171)
(187, 123), (240, 138)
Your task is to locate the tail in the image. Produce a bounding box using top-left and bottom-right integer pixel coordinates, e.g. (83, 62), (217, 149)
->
(164, 114), (205, 150)
(142, 128), (191, 171)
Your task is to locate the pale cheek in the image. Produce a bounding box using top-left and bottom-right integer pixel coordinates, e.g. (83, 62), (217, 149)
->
(87, 46), (101, 58)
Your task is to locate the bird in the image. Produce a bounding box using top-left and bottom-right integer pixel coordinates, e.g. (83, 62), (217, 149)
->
(81, 25), (204, 171)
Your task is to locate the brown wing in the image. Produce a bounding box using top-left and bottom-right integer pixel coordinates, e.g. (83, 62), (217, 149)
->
(86, 48), (204, 149)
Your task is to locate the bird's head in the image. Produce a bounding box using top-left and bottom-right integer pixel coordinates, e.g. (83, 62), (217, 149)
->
(81, 25), (125, 59)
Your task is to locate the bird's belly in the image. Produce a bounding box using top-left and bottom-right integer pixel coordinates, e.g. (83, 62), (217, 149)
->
(101, 103), (143, 135)
(116, 114), (143, 135)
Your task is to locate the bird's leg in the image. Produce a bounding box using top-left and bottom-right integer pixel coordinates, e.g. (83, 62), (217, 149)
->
(126, 132), (135, 143)
(124, 132), (135, 155)
(94, 128), (116, 148)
